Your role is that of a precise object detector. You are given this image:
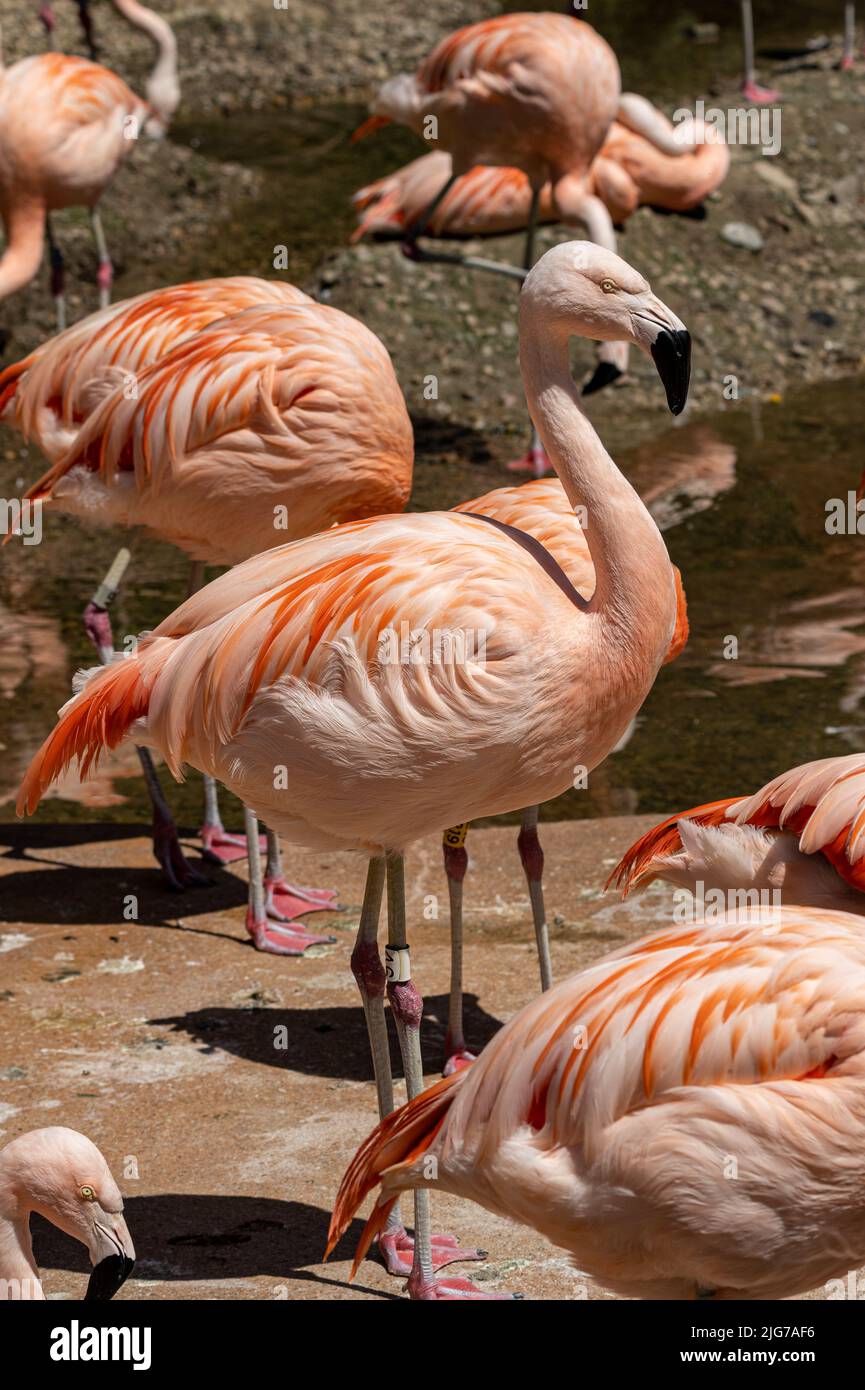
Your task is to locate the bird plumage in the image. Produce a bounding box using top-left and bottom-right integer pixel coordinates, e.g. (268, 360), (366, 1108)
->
(329, 906), (865, 1299)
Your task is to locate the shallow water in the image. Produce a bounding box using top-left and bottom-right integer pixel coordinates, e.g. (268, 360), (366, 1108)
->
(0, 0), (861, 836)
(2, 373), (862, 832)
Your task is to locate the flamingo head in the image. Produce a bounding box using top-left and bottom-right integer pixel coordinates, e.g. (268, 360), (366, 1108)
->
(521, 241), (691, 414)
(1, 1127), (135, 1299)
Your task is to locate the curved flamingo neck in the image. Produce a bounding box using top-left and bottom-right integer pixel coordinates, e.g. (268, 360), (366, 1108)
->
(112, 0), (178, 119)
(518, 299), (673, 647)
(0, 1203), (43, 1298)
(0, 201), (46, 304)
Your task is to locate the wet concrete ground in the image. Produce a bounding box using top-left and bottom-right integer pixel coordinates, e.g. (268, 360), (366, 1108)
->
(0, 813), (853, 1300)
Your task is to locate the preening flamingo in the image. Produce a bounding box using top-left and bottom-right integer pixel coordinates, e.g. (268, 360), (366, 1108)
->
(436, 475), (690, 1072)
(353, 123), (729, 242)
(35, 0), (180, 121)
(0, 50), (172, 330)
(12, 287), (413, 944)
(609, 753), (865, 912)
(0, 1127), (135, 1299)
(18, 239), (691, 1297)
(329, 906), (865, 1300)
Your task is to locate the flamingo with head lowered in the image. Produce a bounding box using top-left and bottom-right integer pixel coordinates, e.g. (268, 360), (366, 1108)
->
(608, 753), (865, 913)
(0, 41), (175, 331)
(328, 904), (865, 1300)
(18, 239), (690, 1297)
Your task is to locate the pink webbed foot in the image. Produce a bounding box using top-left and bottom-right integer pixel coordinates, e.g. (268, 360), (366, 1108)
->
(200, 823), (266, 866)
(506, 443), (551, 478)
(264, 875), (340, 923)
(246, 910), (333, 956)
(443, 1047), (477, 1077)
(742, 80), (780, 104)
(407, 1270), (521, 1301)
(153, 816), (210, 891)
(378, 1227), (486, 1277)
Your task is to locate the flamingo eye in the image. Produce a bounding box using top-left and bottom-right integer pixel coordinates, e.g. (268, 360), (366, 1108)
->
(600, 279), (618, 293)
(79, 1185), (96, 1202)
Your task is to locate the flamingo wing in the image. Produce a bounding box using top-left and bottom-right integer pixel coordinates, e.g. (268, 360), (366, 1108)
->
(22, 300), (414, 562)
(0, 278), (310, 458)
(611, 755), (865, 896)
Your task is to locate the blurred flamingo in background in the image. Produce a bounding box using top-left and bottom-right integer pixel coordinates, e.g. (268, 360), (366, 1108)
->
(35, 0), (179, 121)
(609, 753), (865, 911)
(11, 288), (414, 949)
(328, 906), (865, 1300)
(0, 49), (173, 330)
(357, 12), (701, 470)
(18, 240), (691, 1295)
(353, 122), (729, 243)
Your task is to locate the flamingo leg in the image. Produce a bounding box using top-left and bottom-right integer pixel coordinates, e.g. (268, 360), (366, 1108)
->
(383, 853), (501, 1297)
(242, 815), (334, 954)
(38, 3), (56, 47)
(442, 826), (476, 1075)
(400, 171), (459, 252)
(89, 208), (113, 311)
(75, 0), (99, 61)
(518, 805), (552, 992)
(82, 548), (209, 890)
(46, 218), (66, 332)
(740, 0), (781, 102)
(261, 827), (338, 942)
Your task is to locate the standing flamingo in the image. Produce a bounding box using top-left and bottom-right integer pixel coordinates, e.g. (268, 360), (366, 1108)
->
(13, 291), (414, 946)
(436, 476), (690, 1072)
(0, 50), (173, 330)
(328, 905), (865, 1300)
(18, 240), (691, 1296)
(35, 0), (179, 122)
(608, 753), (865, 911)
(0, 1127), (135, 1299)
(357, 13), (700, 469)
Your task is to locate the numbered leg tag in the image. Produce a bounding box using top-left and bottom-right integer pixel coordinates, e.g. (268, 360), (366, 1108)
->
(385, 945), (411, 983)
(443, 823), (469, 848)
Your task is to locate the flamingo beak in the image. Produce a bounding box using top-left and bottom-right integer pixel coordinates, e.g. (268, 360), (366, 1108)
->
(85, 1208), (136, 1300)
(650, 328), (691, 415)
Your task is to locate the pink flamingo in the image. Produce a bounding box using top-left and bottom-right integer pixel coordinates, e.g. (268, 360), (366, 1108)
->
(35, 0), (179, 121)
(353, 124), (729, 243)
(12, 287), (414, 946)
(0, 49), (174, 331)
(437, 476), (690, 1072)
(0, 1127), (135, 1299)
(329, 905), (865, 1300)
(18, 240), (691, 1296)
(357, 12), (702, 471)
(609, 753), (865, 910)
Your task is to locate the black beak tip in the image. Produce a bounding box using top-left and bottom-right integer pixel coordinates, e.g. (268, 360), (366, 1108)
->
(85, 1253), (135, 1301)
(651, 328), (691, 415)
(582, 361), (624, 397)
